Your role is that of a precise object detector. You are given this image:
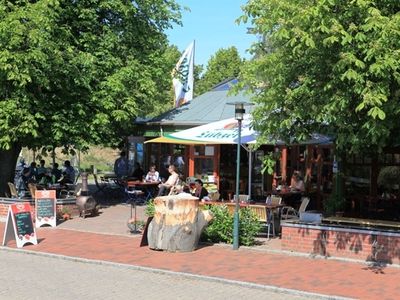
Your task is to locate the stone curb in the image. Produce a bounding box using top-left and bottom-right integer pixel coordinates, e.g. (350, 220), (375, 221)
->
(0, 246), (352, 300)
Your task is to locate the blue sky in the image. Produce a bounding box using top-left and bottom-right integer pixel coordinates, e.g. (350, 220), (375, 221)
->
(166, 0), (256, 67)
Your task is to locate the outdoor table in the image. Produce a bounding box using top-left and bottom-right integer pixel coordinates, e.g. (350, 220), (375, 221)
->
(127, 180), (160, 201)
(270, 190), (303, 208)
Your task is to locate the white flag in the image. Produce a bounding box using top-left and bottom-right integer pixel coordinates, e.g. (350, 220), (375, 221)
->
(172, 41), (194, 108)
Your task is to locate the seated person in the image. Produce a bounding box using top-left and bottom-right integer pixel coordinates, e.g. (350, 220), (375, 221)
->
(131, 162), (145, 181)
(290, 172), (305, 192)
(16, 167), (32, 193)
(59, 160), (75, 185)
(157, 165), (179, 196)
(29, 161), (38, 182)
(51, 163), (62, 182)
(39, 168), (53, 186)
(145, 165), (160, 182)
(36, 159), (47, 180)
(191, 179), (209, 200)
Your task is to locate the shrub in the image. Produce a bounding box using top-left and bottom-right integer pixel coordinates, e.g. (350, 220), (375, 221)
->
(239, 207), (262, 246)
(201, 205), (262, 246)
(144, 199), (155, 217)
(202, 205), (234, 244)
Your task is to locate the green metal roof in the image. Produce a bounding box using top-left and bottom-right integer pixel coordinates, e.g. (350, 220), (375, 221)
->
(146, 80), (254, 127)
(134, 79), (254, 137)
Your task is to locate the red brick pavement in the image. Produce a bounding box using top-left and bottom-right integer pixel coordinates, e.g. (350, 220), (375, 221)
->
(1, 222), (399, 300)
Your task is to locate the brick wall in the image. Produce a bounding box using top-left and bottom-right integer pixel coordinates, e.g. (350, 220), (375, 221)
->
(282, 223), (400, 265)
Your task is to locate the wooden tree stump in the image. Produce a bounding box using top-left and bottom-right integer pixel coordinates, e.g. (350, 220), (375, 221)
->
(147, 193), (213, 252)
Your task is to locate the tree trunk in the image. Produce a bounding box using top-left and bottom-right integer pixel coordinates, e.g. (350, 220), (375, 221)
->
(0, 143), (21, 197)
(147, 194), (213, 252)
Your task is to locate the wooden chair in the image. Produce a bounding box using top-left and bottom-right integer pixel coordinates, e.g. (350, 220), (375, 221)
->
(225, 203), (236, 215)
(7, 182), (19, 198)
(271, 195), (282, 205)
(234, 194), (250, 203)
(28, 183), (37, 199)
(249, 204), (275, 239)
(209, 191), (220, 201)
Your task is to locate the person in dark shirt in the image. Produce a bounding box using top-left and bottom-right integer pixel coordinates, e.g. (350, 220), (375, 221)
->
(51, 163), (62, 182)
(192, 179), (208, 200)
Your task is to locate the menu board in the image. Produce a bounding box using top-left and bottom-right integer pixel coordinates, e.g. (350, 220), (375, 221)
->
(2, 203), (38, 248)
(15, 211), (34, 238)
(35, 190), (56, 228)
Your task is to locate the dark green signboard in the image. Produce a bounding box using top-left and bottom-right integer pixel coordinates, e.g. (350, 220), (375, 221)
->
(15, 211), (34, 238)
(37, 198), (55, 219)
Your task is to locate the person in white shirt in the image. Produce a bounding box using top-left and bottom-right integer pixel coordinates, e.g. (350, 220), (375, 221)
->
(157, 165), (179, 196)
(145, 165), (159, 182)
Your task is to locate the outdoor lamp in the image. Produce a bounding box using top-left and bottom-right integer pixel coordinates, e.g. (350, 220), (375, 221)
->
(235, 103), (245, 121)
(228, 101), (253, 250)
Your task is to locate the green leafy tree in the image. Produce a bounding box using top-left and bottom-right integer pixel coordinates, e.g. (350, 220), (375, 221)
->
(195, 47), (243, 96)
(0, 0), (182, 196)
(238, 0), (400, 156)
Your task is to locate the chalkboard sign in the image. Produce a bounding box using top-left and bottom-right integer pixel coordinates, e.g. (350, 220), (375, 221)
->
(2, 203), (37, 248)
(15, 211), (34, 238)
(35, 190), (56, 228)
(37, 198), (55, 218)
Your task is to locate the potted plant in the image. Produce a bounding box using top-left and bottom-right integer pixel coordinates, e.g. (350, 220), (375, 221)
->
(61, 207), (72, 220)
(127, 218), (145, 233)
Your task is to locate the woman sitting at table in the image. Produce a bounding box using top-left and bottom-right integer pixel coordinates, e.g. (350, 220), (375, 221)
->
(290, 172), (305, 192)
(191, 179), (209, 201)
(157, 165), (179, 196)
(145, 165), (160, 182)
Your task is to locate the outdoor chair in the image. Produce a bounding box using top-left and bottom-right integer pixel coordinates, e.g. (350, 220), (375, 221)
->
(225, 203), (236, 215)
(28, 183), (37, 199)
(271, 195), (282, 205)
(60, 183), (82, 198)
(281, 197), (310, 220)
(93, 174), (124, 204)
(7, 182), (19, 198)
(209, 191), (220, 201)
(234, 194), (250, 203)
(249, 204), (275, 239)
(8, 182), (30, 198)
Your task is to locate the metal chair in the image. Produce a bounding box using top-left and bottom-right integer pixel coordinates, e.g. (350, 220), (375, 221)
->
(281, 197), (310, 220)
(60, 183), (82, 198)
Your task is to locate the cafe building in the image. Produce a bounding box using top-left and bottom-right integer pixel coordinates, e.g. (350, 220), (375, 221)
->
(127, 78), (400, 264)
(128, 79), (335, 207)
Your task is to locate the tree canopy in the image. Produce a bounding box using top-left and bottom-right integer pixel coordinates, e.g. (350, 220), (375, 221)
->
(195, 46), (243, 96)
(0, 0), (181, 150)
(0, 0), (182, 195)
(239, 0), (400, 155)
